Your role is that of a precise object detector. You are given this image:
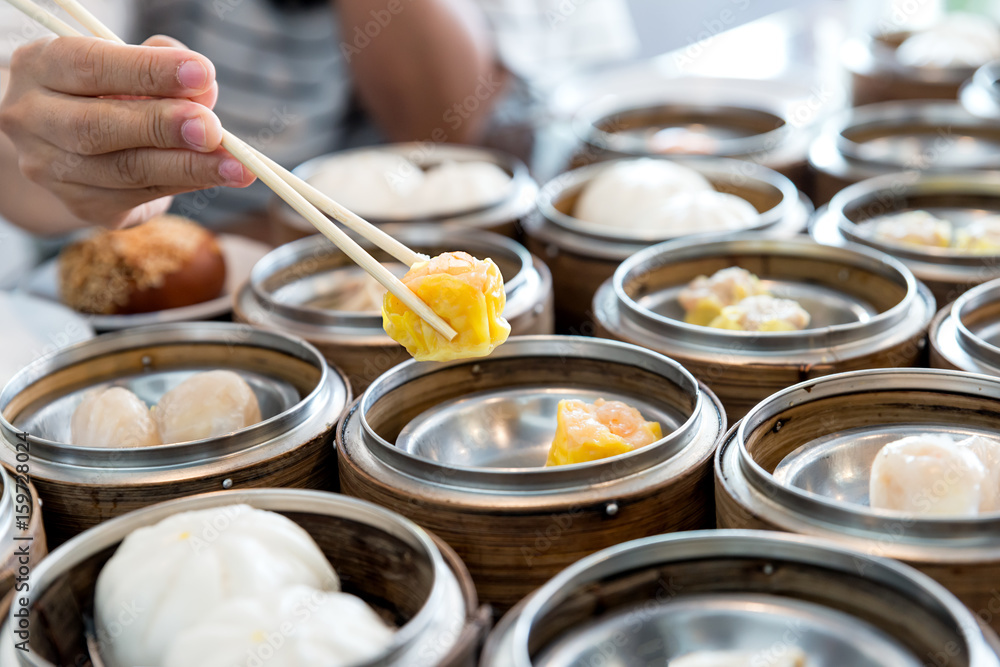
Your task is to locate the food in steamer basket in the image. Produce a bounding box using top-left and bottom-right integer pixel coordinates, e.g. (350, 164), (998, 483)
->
(58, 214), (226, 314)
(545, 398), (662, 466)
(69, 370), (262, 447)
(95, 505), (394, 667)
(870, 434), (1000, 516)
(679, 267), (810, 331)
(865, 210), (1000, 254)
(572, 158), (757, 234)
(306, 150), (513, 219)
(895, 13), (1000, 70)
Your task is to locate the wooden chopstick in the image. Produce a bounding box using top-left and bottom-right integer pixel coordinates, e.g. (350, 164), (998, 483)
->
(5, 0), (456, 340)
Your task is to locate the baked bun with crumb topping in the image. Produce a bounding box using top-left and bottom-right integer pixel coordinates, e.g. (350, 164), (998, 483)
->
(59, 215), (227, 315)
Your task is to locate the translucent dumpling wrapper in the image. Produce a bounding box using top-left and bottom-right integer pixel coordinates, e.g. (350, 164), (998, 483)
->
(869, 434), (994, 516)
(70, 386), (161, 448)
(961, 435), (1000, 513)
(651, 190), (758, 235)
(955, 217), (1000, 254)
(546, 398), (662, 466)
(679, 267), (770, 327)
(382, 251), (510, 362)
(307, 151), (424, 219)
(163, 585), (395, 667)
(870, 211), (953, 249)
(708, 294), (810, 332)
(154, 370), (262, 444)
(407, 161), (513, 217)
(896, 13), (1000, 69)
(573, 158), (713, 229)
(94, 504), (339, 667)
(670, 648), (809, 666)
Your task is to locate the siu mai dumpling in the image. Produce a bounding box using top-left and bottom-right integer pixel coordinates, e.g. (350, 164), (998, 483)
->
(154, 370), (262, 444)
(164, 586), (394, 667)
(955, 217), (1000, 254)
(708, 295), (810, 332)
(870, 211), (953, 249)
(546, 398), (662, 466)
(670, 648), (809, 666)
(869, 434), (989, 516)
(382, 251), (510, 361)
(70, 387), (161, 448)
(679, 267), (770, 326)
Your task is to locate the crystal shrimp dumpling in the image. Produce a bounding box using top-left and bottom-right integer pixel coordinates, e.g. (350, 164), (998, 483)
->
(382, 251), (510, 362)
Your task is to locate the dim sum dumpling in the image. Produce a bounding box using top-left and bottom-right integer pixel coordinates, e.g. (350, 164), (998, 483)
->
(407, 161), (512, 217)
(163, 586), (394, 667)
(546, 398), (662, 466)
(896, 13), (1000, 69)
(95, 505), (339, 667)
(955, 216), (1000, 254)
(573, 158), (713, 228)
(708, 295), (810, 332)
(870, 211), (953, 248)
(382, 251), (510, 361)
(70, 387), (161, 448)
(307, 151), (424, 219)
(154, 370), (262, 444)
(670, 648), (809, 666)
(652, 190), (758, 234)
(957, 435), (1000, 513)
(679, 267), (770, 326)
(869, 434), (989, 516)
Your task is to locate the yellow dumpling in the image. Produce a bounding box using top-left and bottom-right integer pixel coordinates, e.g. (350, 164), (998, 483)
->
(708, 295), (810, 332)
(546, 398), (662, 466)
(678, 267), (769, 326)
(382, 251), (510, 362)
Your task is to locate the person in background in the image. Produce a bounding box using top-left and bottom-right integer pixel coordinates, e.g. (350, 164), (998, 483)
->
(0, 0), (502, 235)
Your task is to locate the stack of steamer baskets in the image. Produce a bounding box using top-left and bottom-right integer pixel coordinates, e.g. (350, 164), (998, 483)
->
(526, 156), (812, 331)
(233, 225), (553, 392)
(567, 83), (815, 191)
(270, 143), (538, 243)
(811, 170), (1000, 305)
(0, 323), (350, 546)
(592, 234), (936, 421)
(714, 368), (1000, 641)
(0, 490), (489, 666)
(808, 101), (1000, 204)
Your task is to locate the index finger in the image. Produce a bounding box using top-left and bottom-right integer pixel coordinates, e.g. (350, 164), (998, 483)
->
(18, 36), (216, 99)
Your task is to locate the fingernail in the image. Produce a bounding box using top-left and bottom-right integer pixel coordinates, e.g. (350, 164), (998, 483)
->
(177, 60), (209, 90)
(181, 118), (207, 150)
(219, 158), (246, 185)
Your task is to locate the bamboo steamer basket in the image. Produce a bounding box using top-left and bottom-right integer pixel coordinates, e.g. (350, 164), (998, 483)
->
(481, 529), (1000, 666)
(0, 489), (488, 666)
(525, 156), (810, 332)
(0, 466), (45, 610)
(808, 102), (1000, 205)
(0, 323), (350, 547)
(569, 92), (814, 192)
(337, 336), (727, 612)
(842, 32), (979, 107)
(593, 234), (936, 422)
(962, 61), (1000, 119)
(716, 368), (1000, 635)
(810, 170), (1000, 305)
(930, 277), (1000, 374)
(234, 225), (554, 392)
(270, 143), (538, 244)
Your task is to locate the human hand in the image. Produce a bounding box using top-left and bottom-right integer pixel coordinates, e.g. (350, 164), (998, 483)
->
(0, 34), (255, 228)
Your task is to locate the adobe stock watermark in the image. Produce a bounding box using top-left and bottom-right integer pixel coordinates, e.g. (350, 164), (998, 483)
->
(339, 0), (417, 63)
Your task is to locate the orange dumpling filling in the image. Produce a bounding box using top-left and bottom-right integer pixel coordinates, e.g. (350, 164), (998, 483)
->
(382, 251), (511, 362)
(546, 398), (663, 466)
